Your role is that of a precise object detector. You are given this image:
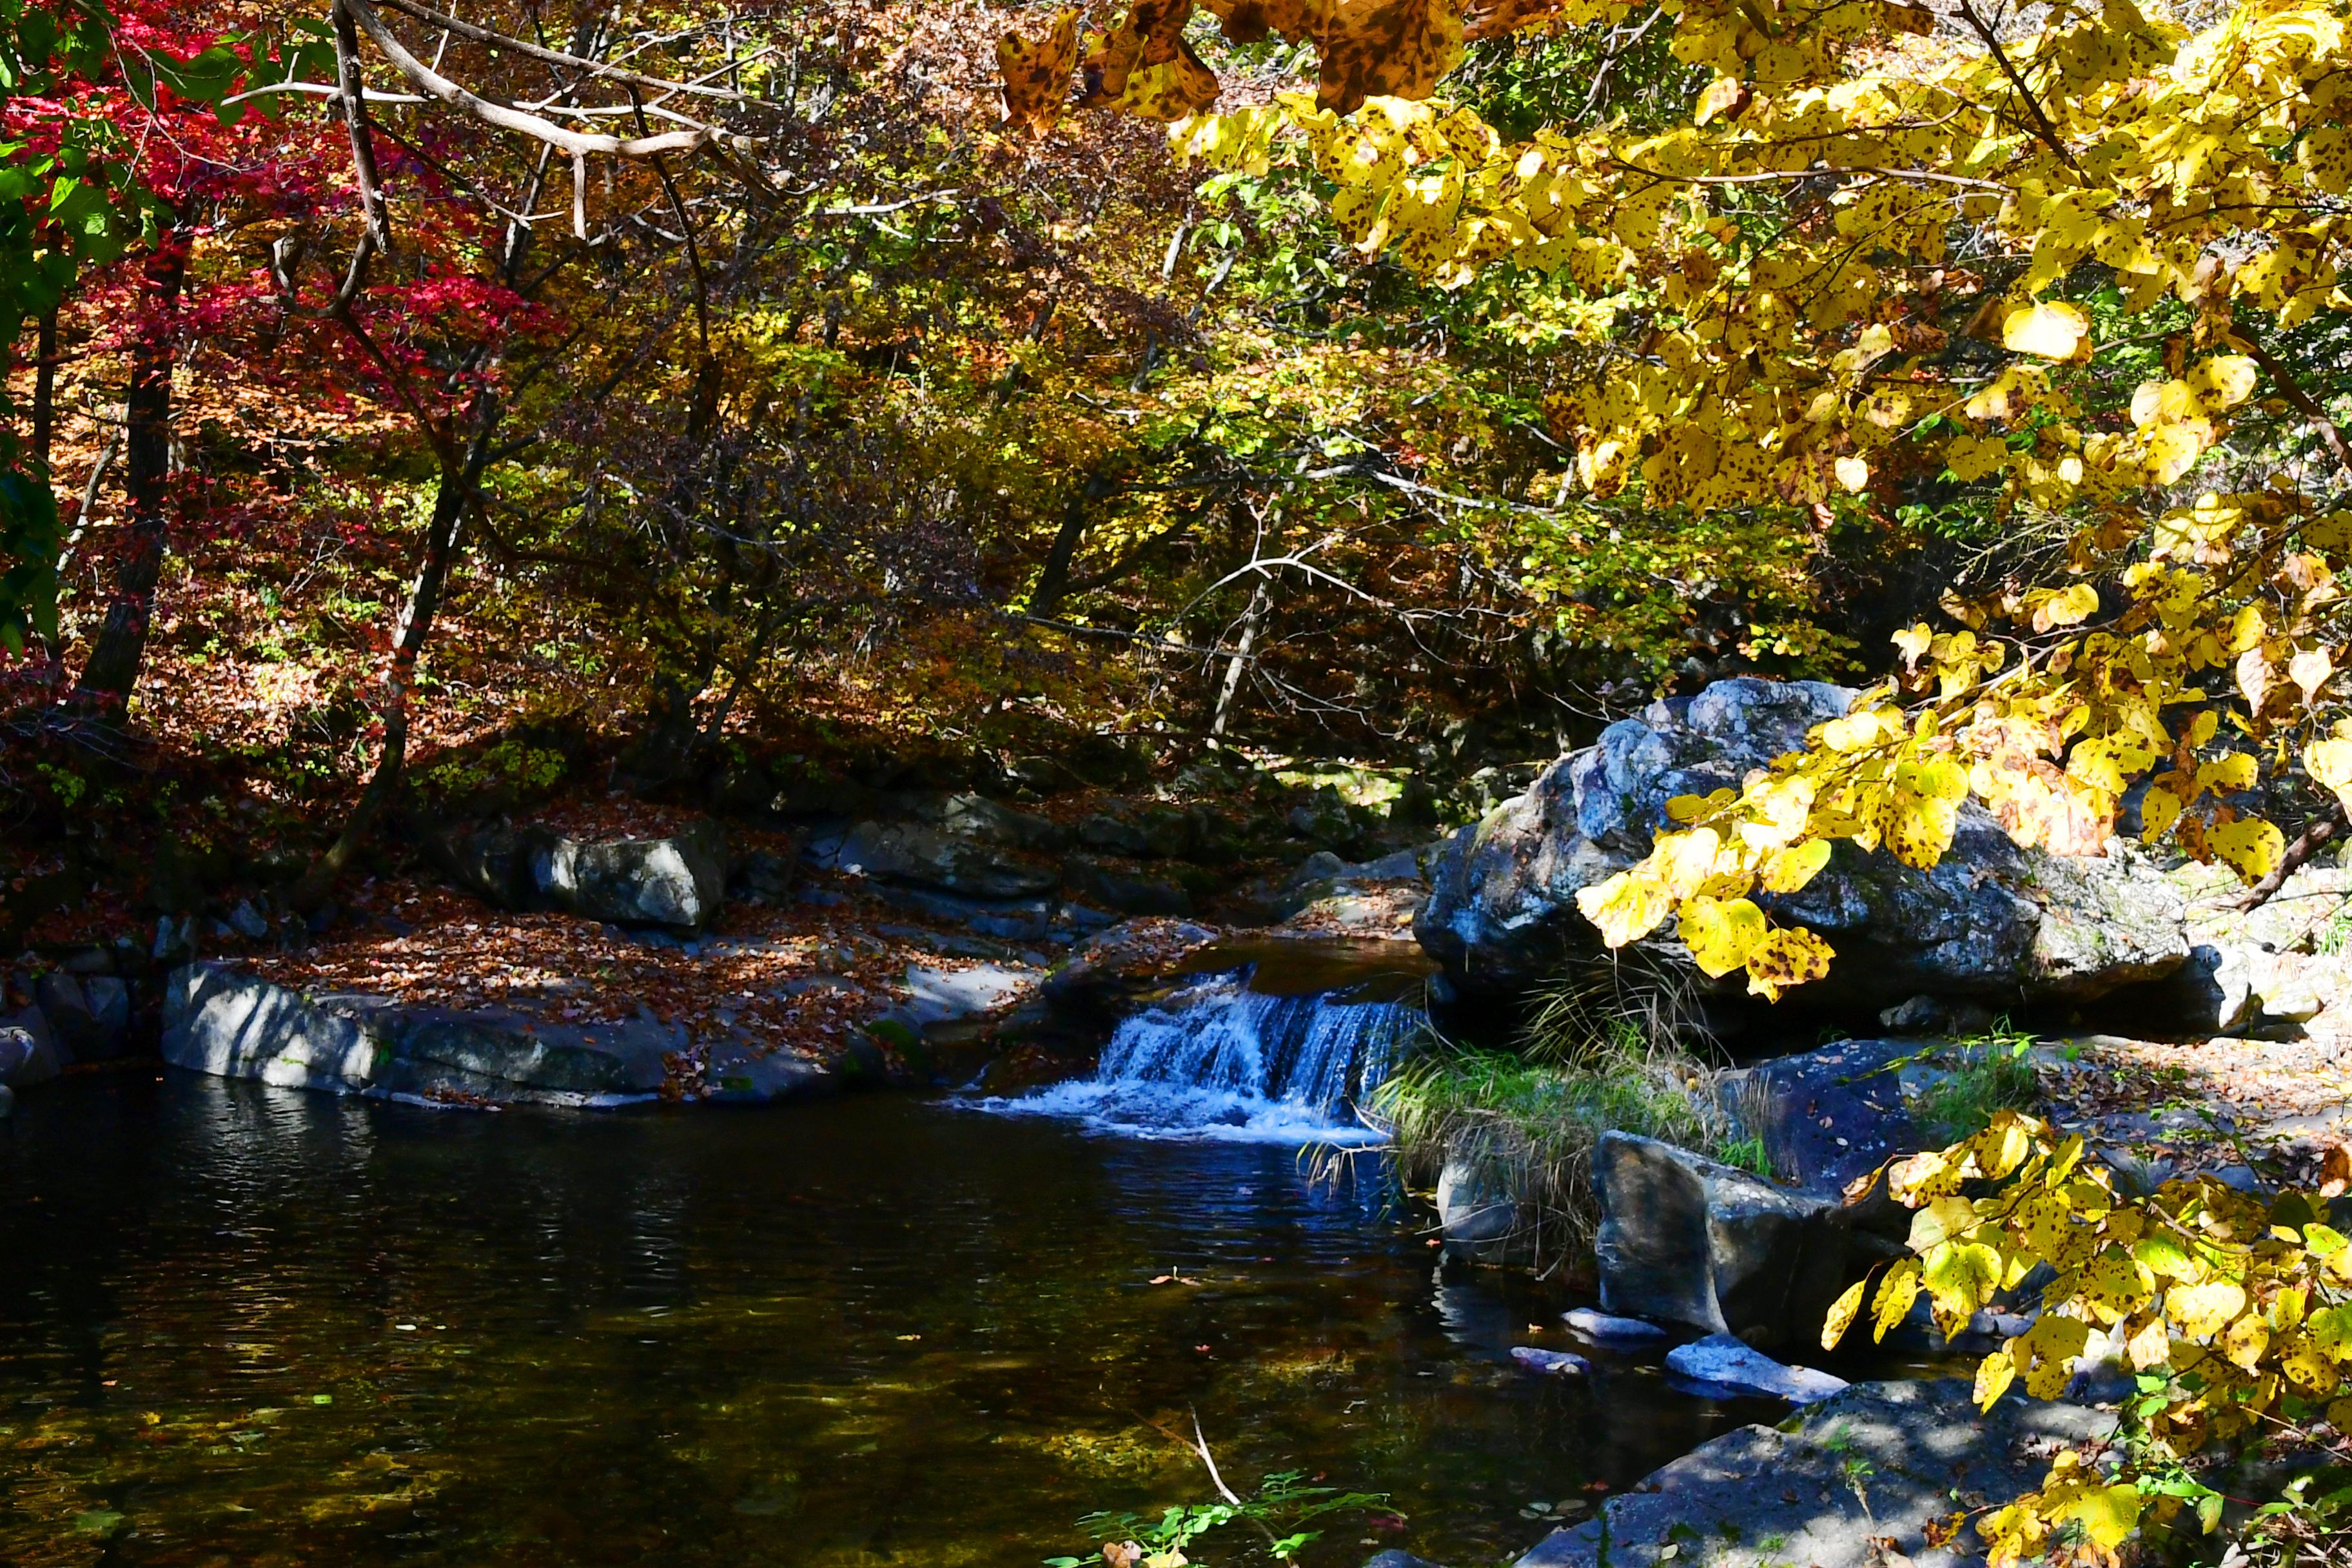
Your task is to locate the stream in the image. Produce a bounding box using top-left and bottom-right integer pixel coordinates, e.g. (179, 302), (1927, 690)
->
(0, 1069), (1775, 1568)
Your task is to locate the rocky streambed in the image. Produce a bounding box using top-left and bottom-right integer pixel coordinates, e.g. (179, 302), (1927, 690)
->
(6, 675), (2352, 1565)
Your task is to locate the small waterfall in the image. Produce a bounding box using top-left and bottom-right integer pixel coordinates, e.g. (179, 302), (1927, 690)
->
(981, 968), (1423, 1142)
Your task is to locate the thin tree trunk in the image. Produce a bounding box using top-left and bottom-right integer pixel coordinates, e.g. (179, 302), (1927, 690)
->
(293, 391), (499, 910)
(1208, 580), (1269, 750)
(73, 226), (190, 715)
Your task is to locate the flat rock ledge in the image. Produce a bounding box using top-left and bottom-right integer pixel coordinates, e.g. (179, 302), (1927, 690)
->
(1514, 1378), (2117, 1568)
(162, 962), (836, 1108)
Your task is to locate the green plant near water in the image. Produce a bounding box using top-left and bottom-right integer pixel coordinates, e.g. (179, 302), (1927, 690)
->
(1906, 1019), (2041, 1146)
(1369, 966), (1738, 1271)
(1046, 1469), (1389, 1568)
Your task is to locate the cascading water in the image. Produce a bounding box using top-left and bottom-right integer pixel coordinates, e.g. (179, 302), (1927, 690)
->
(977, 961), (1425, 1142)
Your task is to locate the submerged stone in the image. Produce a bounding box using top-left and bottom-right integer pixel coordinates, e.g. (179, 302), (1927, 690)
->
(1562, 1308), (1669, 1346)
(1509, 1347), (1589, 1375)
(1663, 1334), (1848, 1404)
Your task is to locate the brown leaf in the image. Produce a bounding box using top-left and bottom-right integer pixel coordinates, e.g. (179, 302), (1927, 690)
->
(2321, 1142), (2351, 1199)
(1317, 0), (1467, 114)
(997, 10), (1083, 134)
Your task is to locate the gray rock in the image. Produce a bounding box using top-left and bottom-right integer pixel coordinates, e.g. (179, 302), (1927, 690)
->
(1510, 1346), (1590, 1375)
(701, 1039), (834, 1103)
(1360, 1554), (1441, 1568)
(881, 792), (1070, 853)
(1077, 812), (1152, 858)
(1562, 1308), (1669, 1346)
(1593, 1132), (1850, 1350)
(435, 819), (729, 932)
(36, 971), (132, 1061)
(0, 1012), (63, 1087)
(1514, 1378), (2116, 1568)
(163, 965), (380, 1093)
(1061, 856), (1193, 917)
(1665, 1334), (1848, 1404)
(1437, 1155), (1525, 1262)
(227, 899), (271, 940)
(901, 963), (1037, 1025)
(869, 883), (1057, 941)
(729, 848), (799, 903)
(832, 819), (1058, 900)
(163, 963), (677, 1106)
(1416, 676), (2190, 1010)
(1718, 1036), (1926, 1199)
(0, 1081), (12, 1117)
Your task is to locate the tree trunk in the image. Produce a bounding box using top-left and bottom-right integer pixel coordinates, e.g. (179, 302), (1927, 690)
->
(1208, 580), (1269, 749)
(73, 226), (191, 715)
(293, 390), (500, 910)
(1033, 464), (1115, 620)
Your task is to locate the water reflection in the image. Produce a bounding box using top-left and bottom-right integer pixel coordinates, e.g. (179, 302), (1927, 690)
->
(0, 1075), (1765, 1567)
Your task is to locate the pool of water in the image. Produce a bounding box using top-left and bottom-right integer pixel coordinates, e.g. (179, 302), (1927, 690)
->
(0, 1073), (1775, 1568)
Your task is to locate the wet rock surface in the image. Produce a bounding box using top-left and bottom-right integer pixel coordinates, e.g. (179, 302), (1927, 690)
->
(1514, 1379), (2116, 1568)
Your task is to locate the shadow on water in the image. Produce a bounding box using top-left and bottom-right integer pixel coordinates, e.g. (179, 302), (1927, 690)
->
(0, 1074), (1771, 1567)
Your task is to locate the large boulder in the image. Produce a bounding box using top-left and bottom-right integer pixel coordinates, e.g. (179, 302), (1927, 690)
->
(434, 819), (729, 932)
(1592, 1131), (1852, 1351)
(1514, 1378), (2117, 1568)
(161, 962), (819, 1108)
(1416, 677), (2188, 1012)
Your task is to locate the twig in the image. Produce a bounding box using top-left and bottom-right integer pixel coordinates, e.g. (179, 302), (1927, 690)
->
(1189, 1407), (1244, 1508)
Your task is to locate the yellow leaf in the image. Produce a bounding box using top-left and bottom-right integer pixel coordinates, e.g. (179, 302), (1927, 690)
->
(1678, 895), (1767, 978)
(2208, 816), (2284, 882)
(1744, 926), (1834, 999)
(1834, 455), (1870, 492)
(1574, 870), (1669, 948)
(1694, 75), (1750, 124)
(2126, 1316), (2171, 1371)
(2308, 736), (2352, 811)
(1974, 1347), (2017, 1409)
(2035, 583), (2101, 630)
(2003, 300), (2090, 360)
(2168, 1279), (2247, 1340)
(1822, 1278), (1868, 1350)
(1757, 838), (1832, 894)
(2222, 1312), (2269, 1371)
(2139, 785), (2182, 843)
(2013, 1313), (2092, 1398)
(1872, 1259), (1923, 1341)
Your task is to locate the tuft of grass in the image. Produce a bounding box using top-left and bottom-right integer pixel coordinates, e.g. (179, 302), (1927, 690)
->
(1908, 1020), (2041, 1145)
(1369, 962), (1740, 1275)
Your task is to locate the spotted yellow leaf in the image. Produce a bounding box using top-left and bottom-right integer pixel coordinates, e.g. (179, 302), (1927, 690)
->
(1678, 895), (1767, 978)
(1743, 925), (1833, 999)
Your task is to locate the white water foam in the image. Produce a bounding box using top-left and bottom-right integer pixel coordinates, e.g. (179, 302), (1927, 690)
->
(970, 971), (1420, 1144)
